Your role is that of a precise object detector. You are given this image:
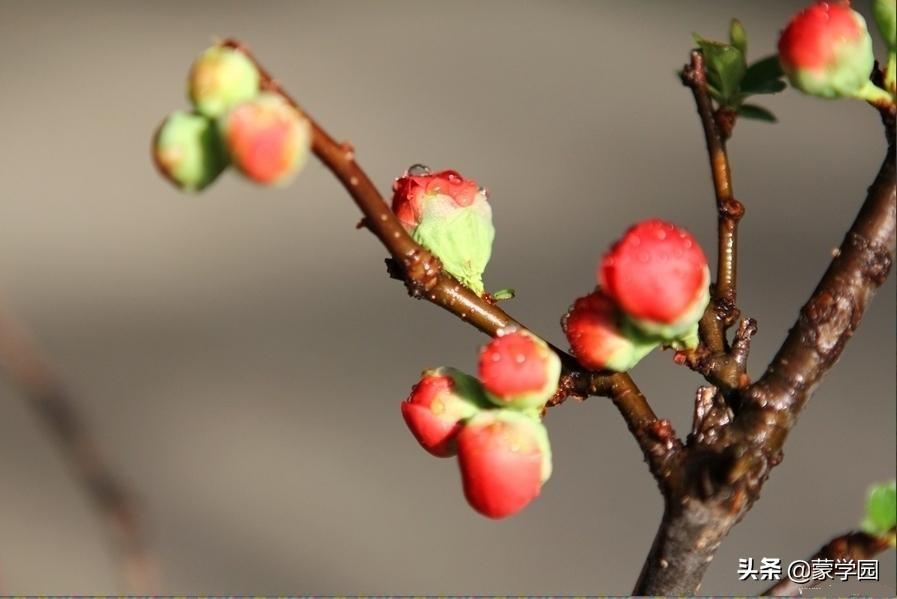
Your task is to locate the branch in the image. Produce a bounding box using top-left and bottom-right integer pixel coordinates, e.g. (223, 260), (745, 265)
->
(219, 39), (682, 487)
(762, 530), (895, 596)
(0, 303), (155, 593)
(634, 110), (896, 596)
(679, 50), (750, 392)
(682, 50), (744, 325)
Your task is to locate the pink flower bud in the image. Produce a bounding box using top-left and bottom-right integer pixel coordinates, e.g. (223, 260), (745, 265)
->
(188, 45), (260, 118)
(456, 410), (551, 519)
(219, 92), (312, 186)
(562, 290), (658, 372)
(778, 2), (881, 100)
(391, 166), (494, 296)
(401, 367), (486, 457)
(477, 330), (561, 410)
(599, 219), (709, 341)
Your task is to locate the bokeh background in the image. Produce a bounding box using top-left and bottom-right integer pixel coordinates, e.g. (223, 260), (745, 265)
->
(0, 0), (894, 594)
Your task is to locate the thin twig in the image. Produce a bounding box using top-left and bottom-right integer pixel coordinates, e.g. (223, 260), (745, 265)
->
(762, 530), (894, 596)
(682, 50), (744, 316)
(220, 39), (682, 486)
(634, 106), (896, 596)
(0, 303), (156, 593)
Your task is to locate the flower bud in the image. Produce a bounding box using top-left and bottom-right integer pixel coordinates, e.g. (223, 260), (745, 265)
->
(188, 46), (261, 118)
(874, 0), (896, 51)
(391, 167), (495, 296)
(778, 2), (884, 101)
(220, 92), (312, 186)
(401, 367), (487, 457)
(152, 111), (227, 192)
(456, 410), (551, 519)
(599, 219), (709, 343)
(477, 330), (561, 411)
(562, 289), (658, 372)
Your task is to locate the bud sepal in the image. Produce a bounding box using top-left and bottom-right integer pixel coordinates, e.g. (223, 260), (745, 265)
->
(563, 290), (659, 372)
(392, 167), (495, 296)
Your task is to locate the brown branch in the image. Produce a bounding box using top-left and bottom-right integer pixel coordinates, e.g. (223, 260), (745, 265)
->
(683, 50), (744, 323)
(634, 107), (896, 595)
(679, 50), (750, 392)
(0, 303), (156, 593)
(219, 39), (683, 486)
(762, 530), (895, 596)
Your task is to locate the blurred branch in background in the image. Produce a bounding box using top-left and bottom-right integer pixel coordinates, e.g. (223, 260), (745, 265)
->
(0, 302), (155, 593)
(762, 530), (896, 596)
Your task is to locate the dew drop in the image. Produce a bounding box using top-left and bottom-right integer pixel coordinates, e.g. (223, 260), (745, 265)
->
(515, 353), (526, 364)
(407, 163), (431, 176)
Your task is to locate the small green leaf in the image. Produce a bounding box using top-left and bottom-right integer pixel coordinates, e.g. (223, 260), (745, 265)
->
(737, 104), (777, 122)
(697, 39), (746, 104)
(740, 79), (787, 96)
(490, 288), (516, 301)
(742, 55), (785, 92)
(729, 19), (747, 57)
(861, 480), (897, 538)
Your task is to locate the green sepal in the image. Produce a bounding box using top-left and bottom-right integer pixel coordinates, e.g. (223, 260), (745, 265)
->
(432, 367), (493, 414)
(861, 480), (896, 543)
(412, 193), (494, 297)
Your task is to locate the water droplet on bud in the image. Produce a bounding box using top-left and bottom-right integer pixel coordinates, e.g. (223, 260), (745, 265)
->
(407, 163), (431, 176)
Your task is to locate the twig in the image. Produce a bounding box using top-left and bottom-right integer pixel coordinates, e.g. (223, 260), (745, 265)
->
(219, 39), (682, 487)
(682, 50), (744, 316)
(762, 530), (894, 596)
(634, 107), (896, 596)
(679, 50), (750, 391)
(0, 303), (156, 593)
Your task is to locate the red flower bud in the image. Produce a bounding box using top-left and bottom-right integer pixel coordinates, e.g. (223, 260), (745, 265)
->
(456, 410), (551, 519)
(477, 330), (561, 410)
(392, 168), (480, 229)
(401, 367), (486, 457)
(391, 166), (494, 296)
(562, 290), (658, 372)
(188, 45), (260, 118)
(599, 219), (709, 341)
(220, 92), (312, 185)
(778, 2), (883, 100)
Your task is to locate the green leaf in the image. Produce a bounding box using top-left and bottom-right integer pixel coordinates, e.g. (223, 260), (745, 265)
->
(729, 19), (747, 57)
(861, 481), (897, 538)
(490, 288), (516, 301)
(742, 55), (785, 93)
(696, 37), (746, 104)
(740, 79), (787, 96)
(737, 104), (777, 122)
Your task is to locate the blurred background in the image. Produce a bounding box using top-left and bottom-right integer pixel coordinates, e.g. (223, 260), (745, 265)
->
(0, 0), (894, 594)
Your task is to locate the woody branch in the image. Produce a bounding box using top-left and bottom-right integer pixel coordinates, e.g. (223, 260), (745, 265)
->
(220, 39), (683, 491)
(633, 62), (895, 595)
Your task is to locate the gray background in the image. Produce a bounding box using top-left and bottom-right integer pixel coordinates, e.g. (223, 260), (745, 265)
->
(0, 0), (894, 594)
